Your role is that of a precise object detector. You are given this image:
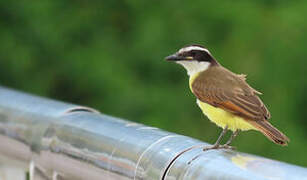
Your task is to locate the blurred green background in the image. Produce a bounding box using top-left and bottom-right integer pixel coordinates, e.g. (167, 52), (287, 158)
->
(0, 1), (306, 166)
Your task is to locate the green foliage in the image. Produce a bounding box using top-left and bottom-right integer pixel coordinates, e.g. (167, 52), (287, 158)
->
(0, 0), (306, 166)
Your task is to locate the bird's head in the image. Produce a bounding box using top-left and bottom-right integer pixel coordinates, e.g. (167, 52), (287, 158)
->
(165, 44), (219, 76)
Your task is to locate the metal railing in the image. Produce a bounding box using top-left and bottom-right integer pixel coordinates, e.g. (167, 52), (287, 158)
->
(0, 86), (306, 180)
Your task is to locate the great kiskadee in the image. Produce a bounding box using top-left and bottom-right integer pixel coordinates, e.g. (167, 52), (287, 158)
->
(166, 44), (289, 150)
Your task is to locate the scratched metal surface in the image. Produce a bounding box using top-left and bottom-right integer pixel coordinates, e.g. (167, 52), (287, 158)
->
(0, 86), (306, 180)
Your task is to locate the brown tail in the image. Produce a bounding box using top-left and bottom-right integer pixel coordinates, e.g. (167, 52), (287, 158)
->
(249, 120), (289, 146)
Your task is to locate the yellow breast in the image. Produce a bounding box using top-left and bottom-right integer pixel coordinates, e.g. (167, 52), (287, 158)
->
(189, 73), (256, 131)
(197, 100), (256, 131)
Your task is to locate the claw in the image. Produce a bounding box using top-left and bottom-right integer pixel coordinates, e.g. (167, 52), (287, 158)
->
(203, 144), (219, 151)
(190, 144), (235, 165)
(203, 144), (236, 151)
(219, 144), (236, 150)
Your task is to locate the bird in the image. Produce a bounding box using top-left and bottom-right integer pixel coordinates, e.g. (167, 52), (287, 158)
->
(165, 44), (289, 150)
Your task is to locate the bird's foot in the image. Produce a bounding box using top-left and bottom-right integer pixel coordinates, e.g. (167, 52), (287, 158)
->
(219, 144), (236, 150)
(188, 144), (236, 165)
(203, 144), (236, 151)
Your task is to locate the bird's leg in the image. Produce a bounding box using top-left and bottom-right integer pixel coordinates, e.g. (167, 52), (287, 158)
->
(219, 130), (239, 149)
(225, 130), (239, 145)
(203, 125), (228, 151)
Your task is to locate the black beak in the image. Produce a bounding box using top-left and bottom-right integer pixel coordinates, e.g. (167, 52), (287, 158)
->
(165, 54), (184, 61)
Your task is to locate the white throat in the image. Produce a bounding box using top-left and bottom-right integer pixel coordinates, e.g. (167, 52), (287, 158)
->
(177, 61), (210, 76)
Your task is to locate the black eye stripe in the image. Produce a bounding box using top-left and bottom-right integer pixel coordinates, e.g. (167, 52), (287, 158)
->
(177, 45), (219, 65)
(189, 50), (206, 57)
(179, 50), (213, 62)
(179, 49), (212, 60)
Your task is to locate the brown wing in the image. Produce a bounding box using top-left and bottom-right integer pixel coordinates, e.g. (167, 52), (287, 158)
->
(191, 66), (270, 121)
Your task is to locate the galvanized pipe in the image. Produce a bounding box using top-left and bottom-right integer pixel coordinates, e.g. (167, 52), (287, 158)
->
(0, 86), (306, 180)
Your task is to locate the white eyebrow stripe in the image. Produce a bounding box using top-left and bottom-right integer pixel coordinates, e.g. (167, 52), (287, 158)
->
(179, 46), (211, 55)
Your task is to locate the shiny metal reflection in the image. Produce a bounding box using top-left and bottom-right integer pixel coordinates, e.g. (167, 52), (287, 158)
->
(0, 86), (306, 180)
